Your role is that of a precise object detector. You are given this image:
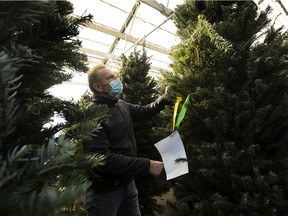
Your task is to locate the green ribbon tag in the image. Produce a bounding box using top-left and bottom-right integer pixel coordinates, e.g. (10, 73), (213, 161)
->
(175, 93), (191, 129)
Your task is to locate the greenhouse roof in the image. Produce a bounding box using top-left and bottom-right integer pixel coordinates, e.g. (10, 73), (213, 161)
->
(70, 0), (288, 73)
(51, 0), (288, 100)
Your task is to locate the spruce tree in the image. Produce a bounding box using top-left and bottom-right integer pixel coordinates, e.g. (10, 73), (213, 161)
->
(162, 0), (288, 215)
(2, 0), (93, 150)
(119, 48), (170, 216)
(0, 1), (108, 215)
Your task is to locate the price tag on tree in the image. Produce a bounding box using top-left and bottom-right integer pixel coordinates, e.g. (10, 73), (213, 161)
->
(154, 93), (191, 180)
(154, 130), (188, 180)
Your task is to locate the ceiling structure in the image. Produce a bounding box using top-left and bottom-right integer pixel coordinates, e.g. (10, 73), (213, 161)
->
(69, 0), (288, 74)
(70, 0), (182, 77)
(51, 0), (288, 101)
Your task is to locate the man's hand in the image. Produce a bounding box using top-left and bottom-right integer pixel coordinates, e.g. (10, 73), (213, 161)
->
(149, 160), (164, 176)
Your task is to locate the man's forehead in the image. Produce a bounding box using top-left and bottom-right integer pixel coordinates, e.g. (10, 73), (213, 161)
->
(98, 67), (110, 74)
(98, 68), (115, 78)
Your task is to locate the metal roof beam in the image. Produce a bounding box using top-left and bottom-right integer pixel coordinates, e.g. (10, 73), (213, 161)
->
(85, 21), (170, 55)
(82, 48), (172, 73)
(276, 0), (288, 16)
(116, 12), (173, 59)
(140, 0), (174, 17)
(80, 47), (116, 59)
(104, 0), (141, 64)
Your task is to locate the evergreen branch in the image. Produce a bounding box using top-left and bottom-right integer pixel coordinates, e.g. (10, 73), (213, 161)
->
(175, 157), (188, 164)
(36, 154), (105, 182)
(0, 160), (17, 188)
(59, 101), (109, 141)
(0, 52), (18, 142)
(2, 180), (91, 216)
(197, 15), (233, 52)
(7, 145), (28, 163)
(0, 136), (104, 216)
(0, 1), (49, 42)
(0, 45), (37, 150)
(0, 1), (107, 215)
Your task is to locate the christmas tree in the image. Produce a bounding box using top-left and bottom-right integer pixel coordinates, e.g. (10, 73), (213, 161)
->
(2, 0), (92, 149)
(119, 48), (171, 215)
(0, 1), (108, 215)
(162, 0), (288, 215)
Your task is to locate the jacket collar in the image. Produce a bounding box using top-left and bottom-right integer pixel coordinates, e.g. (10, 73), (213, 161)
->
(92, 94), (118, 106)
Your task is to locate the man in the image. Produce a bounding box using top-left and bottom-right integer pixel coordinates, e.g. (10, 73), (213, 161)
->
(82, 63), (171, 216)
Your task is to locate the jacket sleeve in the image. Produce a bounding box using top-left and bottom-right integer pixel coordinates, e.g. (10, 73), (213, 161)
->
(126, 94), (172, 119)
(82, 125), (150, 178)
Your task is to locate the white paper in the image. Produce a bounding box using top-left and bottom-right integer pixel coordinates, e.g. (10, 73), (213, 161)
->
(154, 130), (189, 180)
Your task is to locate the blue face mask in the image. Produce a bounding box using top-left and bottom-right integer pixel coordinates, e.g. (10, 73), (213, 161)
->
(104, 78), (123, 97)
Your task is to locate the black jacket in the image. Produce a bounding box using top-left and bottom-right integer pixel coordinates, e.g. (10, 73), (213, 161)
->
(82, 94), (170, 193)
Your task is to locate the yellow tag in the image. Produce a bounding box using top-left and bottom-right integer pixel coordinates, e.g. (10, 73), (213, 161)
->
(172, 96), (182, 131)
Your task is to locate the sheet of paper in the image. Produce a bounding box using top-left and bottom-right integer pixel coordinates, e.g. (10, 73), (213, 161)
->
(154, 130), (189, 180)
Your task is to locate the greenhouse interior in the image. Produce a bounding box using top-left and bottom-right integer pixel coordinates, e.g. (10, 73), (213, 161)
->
(53, 0), (288, 101)
(1, 0), (288, 216)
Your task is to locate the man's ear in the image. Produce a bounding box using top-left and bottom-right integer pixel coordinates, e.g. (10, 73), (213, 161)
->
(93, 83), (102, 93)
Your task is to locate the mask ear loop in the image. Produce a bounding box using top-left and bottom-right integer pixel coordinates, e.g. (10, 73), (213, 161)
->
(93, 82), (111, 96)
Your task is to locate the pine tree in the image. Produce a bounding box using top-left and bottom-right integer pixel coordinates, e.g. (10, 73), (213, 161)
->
(0, 1), (108, 215)
(162, 0), (288, 215)
(119, 48), (171, 216)
(2, 0), (93, 150)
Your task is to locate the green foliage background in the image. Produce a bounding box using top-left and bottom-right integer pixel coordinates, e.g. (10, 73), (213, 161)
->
(161, 0), (288, 215)
(0, 1), (108, 215)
